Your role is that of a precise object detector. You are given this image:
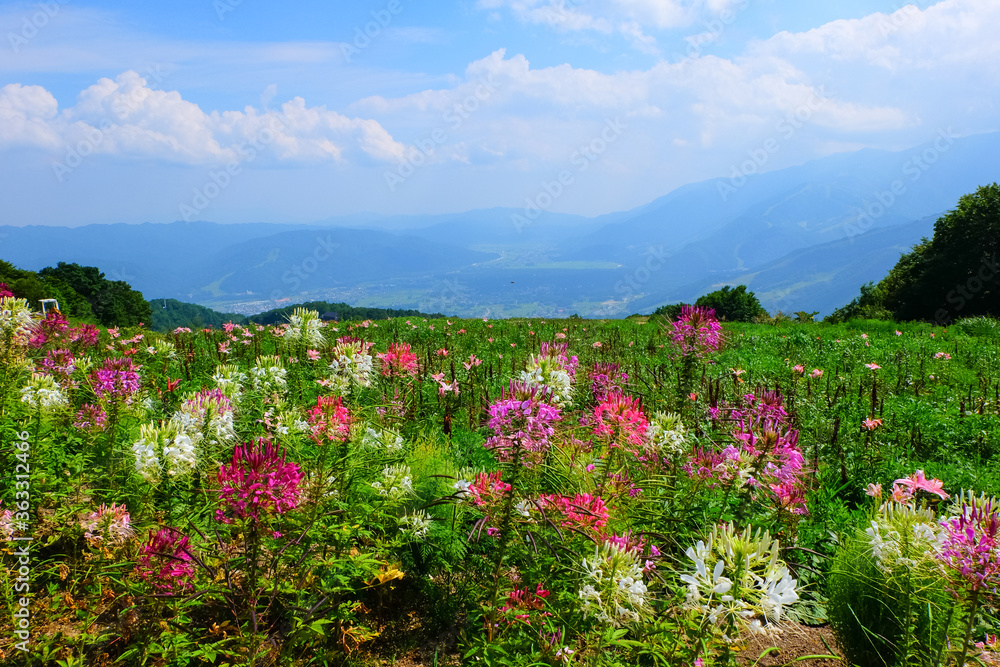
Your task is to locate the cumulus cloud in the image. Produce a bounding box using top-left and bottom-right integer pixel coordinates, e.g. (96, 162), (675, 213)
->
(0, 71), (405, 165)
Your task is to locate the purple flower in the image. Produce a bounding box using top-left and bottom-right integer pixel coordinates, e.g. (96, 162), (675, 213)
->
(668, 305), (722, 356)
(91, 357), (141, 402)
(484, 381), (561, 465)
(940, 499), (1000, 593)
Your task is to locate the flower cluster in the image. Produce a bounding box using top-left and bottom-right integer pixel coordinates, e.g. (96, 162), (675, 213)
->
(0, 296), (36, 353)
(500, 583), (551, 625)
(398, 510), (433, 539)
(29, 310), (69, 348)
(40, 348), (77, 386)
(865, 502), (944, 574)
(378, 343), (419, 378)
(687, 391), (808, 514)
(326, 336), (375, 394)
(131, 421), (198, 482)
(91, 356), (141, 402)
(519, 343), (577, 408)
(73, 403), (108, 432)
(20, 372), (69, 412)
(371, 464), (414, 501)
(80, 503), (133, 546)
(578, 542), (651, 626)
(285, 308), (326, 348)
(306, 395), (352, 445)
(588, 362), (627, 403)
(484, 381), (562, 465)
(644, 411), (688, 458)
(668, 305), (723, 357)
(213, 363), (248, 399)
(681, 523), (798, 639)
(136, 528), (196, 593)
(172, 388), (236, 449)
(216, 439), (303, 523)
(360, 425), (405, 453)
(938, 497), (1000, 593)
(592, 392), (648, 450)
(537, 493), (609, 530)
(250, 355), (288, 394)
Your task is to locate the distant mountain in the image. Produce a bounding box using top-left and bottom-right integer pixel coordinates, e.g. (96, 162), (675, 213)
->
(1, 131), (997, 318)
(631, 214), (940, 316)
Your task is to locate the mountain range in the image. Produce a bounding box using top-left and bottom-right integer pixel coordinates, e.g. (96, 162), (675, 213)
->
(2, 130), (998, 319)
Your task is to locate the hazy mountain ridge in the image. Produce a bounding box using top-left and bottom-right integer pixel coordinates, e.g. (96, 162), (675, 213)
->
(1, 131), (997, 317)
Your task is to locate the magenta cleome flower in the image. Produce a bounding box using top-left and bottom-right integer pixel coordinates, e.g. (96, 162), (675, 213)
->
(939, 499), (1000, 593)
(136, 527), (195, 593)
(669, 305), (723, 356)
(216, 439), (303, 523)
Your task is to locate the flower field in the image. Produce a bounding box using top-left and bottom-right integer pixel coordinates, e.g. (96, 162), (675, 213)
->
(3, 294), (1000, 666)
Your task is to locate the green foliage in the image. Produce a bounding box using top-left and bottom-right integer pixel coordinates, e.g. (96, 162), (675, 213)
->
(825, 281), (894, 323)
(694, 284), (765, 322)
(954, 315), (1000, 338)
(149, 298), (248, 332)
(652, 303), (686, 320)
(827, 508), (961, 667)
(90, 280), (151, 327)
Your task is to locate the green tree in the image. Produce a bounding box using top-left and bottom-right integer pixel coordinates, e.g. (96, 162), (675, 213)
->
(92, 281), (152, 327)
(830, 183), (1000, 323)
(38, 262), (107, 300)
(694, 285), (765, 322)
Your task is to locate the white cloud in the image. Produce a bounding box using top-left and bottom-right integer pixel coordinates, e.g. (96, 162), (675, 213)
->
(0, 71), (405, 165)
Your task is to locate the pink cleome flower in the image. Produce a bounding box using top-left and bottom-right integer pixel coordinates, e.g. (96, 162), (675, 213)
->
(216, 439), (303, 523)
(592, 392), (649, 449)
(500, 583), (551, 625)
(536, 493), (609, 530)
(939, 498), (1000, 593)
(80, 503), (133, 545)
(306, 395), (352, 445)
(378, 342), (419, 377)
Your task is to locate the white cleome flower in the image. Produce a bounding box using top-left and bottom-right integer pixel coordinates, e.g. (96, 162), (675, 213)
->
(20, 373), (68, 412)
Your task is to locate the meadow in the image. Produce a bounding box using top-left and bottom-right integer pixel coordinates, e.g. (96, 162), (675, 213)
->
(2, 296), (1000, 666)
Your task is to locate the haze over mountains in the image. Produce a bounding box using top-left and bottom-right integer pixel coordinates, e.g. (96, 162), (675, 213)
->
(2, 131), (997, 319)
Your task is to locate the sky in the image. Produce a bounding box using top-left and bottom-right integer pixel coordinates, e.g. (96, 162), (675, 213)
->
(0, 0), (996, 226)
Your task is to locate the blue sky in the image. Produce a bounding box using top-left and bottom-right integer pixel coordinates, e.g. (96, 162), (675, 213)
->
(0, 0), (996, 225)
